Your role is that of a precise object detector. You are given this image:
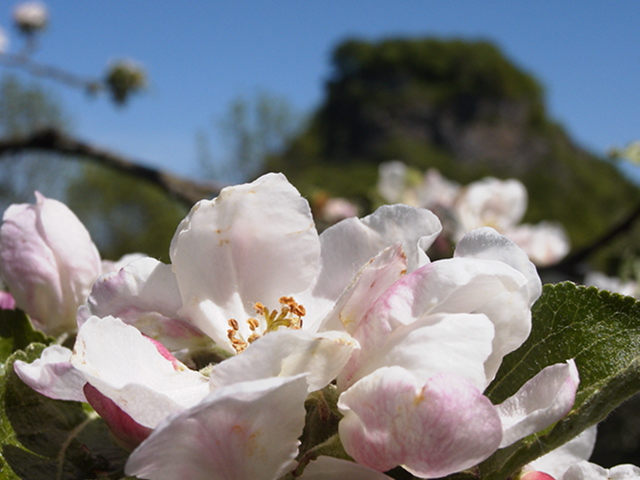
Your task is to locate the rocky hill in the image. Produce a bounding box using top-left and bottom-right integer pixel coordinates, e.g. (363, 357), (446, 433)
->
(268, 38), (638, 265)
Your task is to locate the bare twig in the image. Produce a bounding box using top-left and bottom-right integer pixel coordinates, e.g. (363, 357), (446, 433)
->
(0, 52), (102, 93)
(0, 128), (222, 206)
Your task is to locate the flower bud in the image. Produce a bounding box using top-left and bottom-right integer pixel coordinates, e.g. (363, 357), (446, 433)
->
(0, 192), (101, 335)
(13, 2), (48, 34)
(105, 59), (147, 105)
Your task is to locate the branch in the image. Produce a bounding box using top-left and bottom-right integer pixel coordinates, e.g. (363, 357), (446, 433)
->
(0, 52), (102, 93)
(539, 201), (640, 278)
(0, 128), (222, 206)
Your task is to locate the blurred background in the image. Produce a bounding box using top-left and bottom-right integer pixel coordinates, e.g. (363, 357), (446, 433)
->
(0, 0), (639, 467)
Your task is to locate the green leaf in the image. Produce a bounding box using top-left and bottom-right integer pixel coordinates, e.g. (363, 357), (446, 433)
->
(0, 310), (51, 363)
(471, 282), (640, 479)
(0, 344), (133, 479)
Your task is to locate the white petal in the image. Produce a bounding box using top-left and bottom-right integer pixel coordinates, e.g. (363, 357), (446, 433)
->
(126, 375), (308, 480)
(338, 367), (502, 478)
(608, 464), (640, 479)
(562, 461), (610, 480)
(314, 204), (441, 302)
(71, 316), (209, 428)
(82, 257), (208, 351)
(339, 313), (494, 392)
(497, 360), (579, 447)
(13, 345), (86, 402)
(171, 173), (320, 350)
(322, 244), (407, 333)
(527, 426), (597, 478)
(455, 227), (541, 304)
(300, 456), (394, 480)
(358, 255), (532, 384)
(209, 329), (357, 393)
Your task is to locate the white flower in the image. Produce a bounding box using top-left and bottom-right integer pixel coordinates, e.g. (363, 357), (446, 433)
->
(13, 1), (48, 33)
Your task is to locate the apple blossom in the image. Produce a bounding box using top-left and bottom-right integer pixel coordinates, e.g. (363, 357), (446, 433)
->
(0, 192), (101, 335)
(326, 227), (578, 477)
(12, 174), (581, 479)
(13, 1), (48, 33)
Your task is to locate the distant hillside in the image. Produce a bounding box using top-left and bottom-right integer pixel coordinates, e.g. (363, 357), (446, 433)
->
(267, 37), (638, 266)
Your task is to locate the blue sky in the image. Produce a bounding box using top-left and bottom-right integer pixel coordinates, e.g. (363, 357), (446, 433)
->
(1, 1), (639, 180)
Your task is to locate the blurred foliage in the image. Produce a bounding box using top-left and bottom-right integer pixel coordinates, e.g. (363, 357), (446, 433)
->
(0, 74), (78, 210)
(0, 74), (185, 261)
(267, 37), (639, 271)
(199, 91), (304, 184)
(66, 163), (186, 262)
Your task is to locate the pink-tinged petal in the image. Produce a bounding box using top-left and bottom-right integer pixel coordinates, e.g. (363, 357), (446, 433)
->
(100, 252), (147, 274)
(0, 193), (101, 334)
(71, 316), (209, 428)
(84, 383), (151, 450)
(340, 313), (494, 392)
(170, 173), (320, 350)
(300, 456), (394, 480)
(322, 244), (408, 333)
(125, 375), (308, 480)
(338, 367), (502, 478)
(209, 329), (357, 393)
(13, 345), (86, 401)
(81, 257), (208, 351)
(521, 471), (556, 480)
(527, 427), (597, 478)
(0, 290), (16, 309)
(497, 360), (579, 447)
(356, 256), (531, 384)
(315, 204), (441, 302)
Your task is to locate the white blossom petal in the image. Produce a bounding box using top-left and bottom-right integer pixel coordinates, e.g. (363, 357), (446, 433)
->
(497, 360), (579, 447)
(339, 313), (494, 392)
(170, 173), (320, 350)
(81, 257), (207, 351)
(314, 204), (441, 302)
(71, 316), (209, 428)
(209, 329), (358, 393)
(338, 367), (502, 477)
(300, 456), (394, 480)
(527, 426), (597, 478)
(454, 227), (541, 304)
(13, 345), (86, 402)
(321, 244), (407, 333)
(125, 375), (308, 480)
(356, 255), (532, 385)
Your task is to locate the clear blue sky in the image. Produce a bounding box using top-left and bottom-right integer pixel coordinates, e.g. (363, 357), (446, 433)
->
(2, 0), (639, 180)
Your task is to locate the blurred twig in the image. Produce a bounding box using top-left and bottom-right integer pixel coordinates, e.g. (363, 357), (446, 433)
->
(0, 52), (102, 94)
(539, 202), (640, 278)
(0, 128), (222, 206)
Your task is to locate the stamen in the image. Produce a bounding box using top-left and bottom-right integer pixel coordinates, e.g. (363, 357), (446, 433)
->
(226, 297), (307, 353)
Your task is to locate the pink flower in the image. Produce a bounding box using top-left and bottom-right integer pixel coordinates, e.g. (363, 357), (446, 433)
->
(0, 192), (101, 334)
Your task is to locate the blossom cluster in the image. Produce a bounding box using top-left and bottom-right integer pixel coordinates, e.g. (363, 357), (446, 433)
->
(377, 161), (570, 266)
(0, 174), (636, 479)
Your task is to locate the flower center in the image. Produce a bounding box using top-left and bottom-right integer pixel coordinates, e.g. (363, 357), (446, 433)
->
(226, 296), (306, 353)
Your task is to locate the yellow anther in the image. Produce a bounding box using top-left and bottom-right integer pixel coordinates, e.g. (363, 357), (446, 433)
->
(247, 318), (259, 331)
(228, 318), (239, 330)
